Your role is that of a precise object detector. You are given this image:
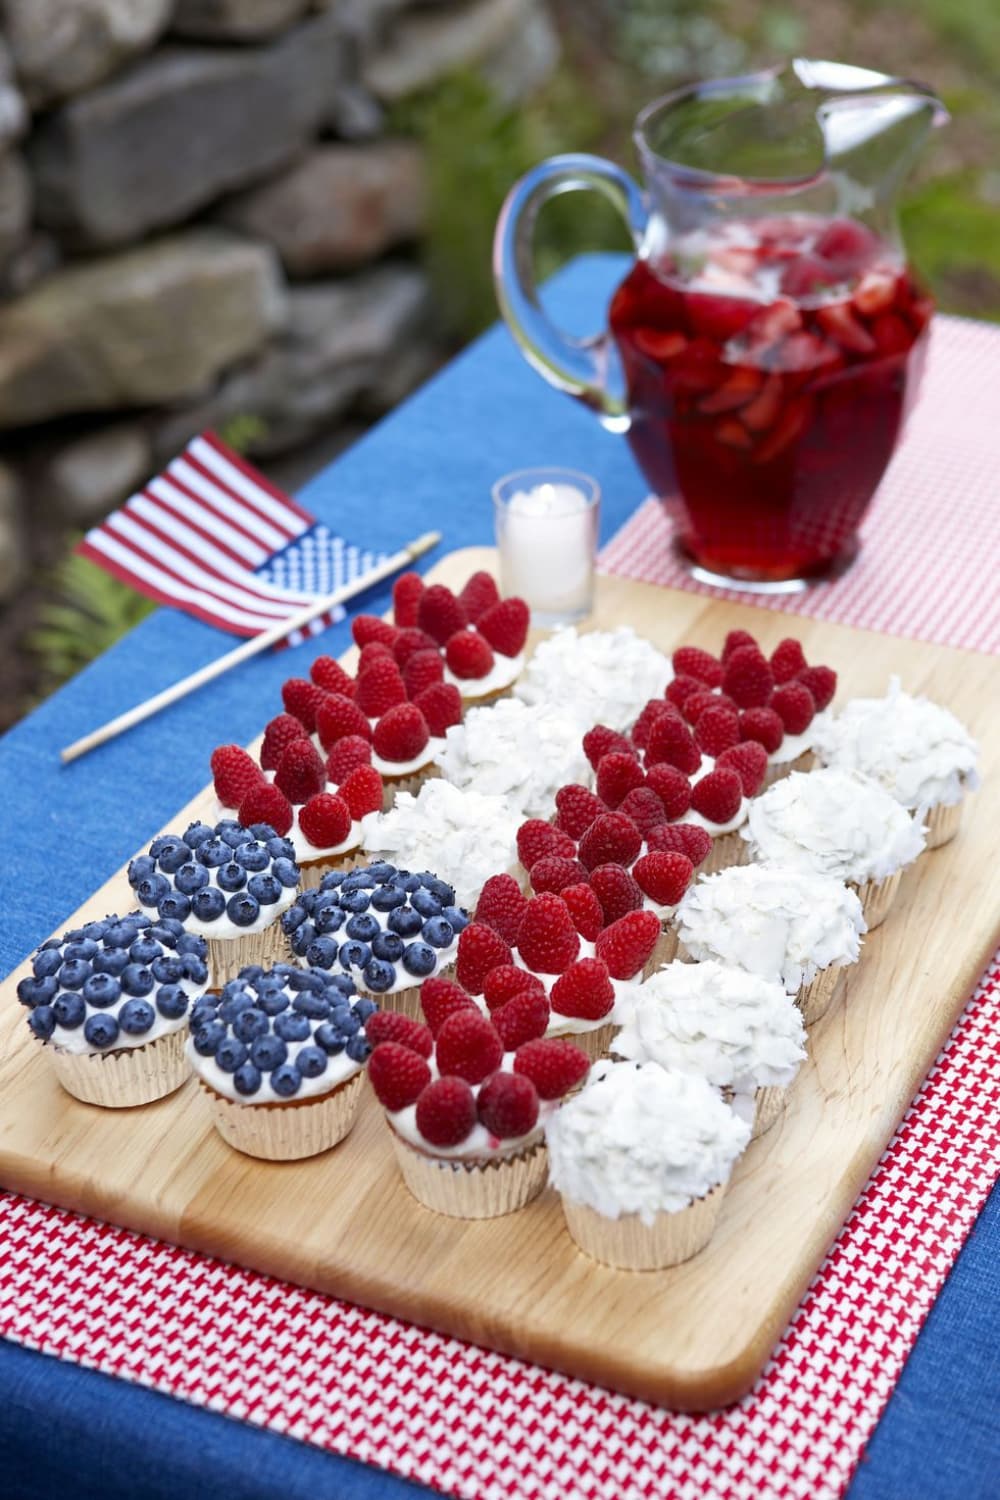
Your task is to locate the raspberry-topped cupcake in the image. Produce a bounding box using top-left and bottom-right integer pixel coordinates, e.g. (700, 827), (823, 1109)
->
(516, 625), (672, 732)
(434, 697), (593, 819)
(17, 912), (209, 1107)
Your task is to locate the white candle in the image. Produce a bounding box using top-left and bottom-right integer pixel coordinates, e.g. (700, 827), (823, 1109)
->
(494, 472), (599, 623)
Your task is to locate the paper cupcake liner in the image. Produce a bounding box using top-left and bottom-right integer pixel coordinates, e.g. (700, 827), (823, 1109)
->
(548, 1019), (615, 1062)
(202, 1070), (364, 1160)
(763, 748), (816, 788)
(457, 682), (515, 707)
(752, 1084), (786, 1138)
(207, 923), (289, 990)
(700, 828), (750, 876)
(642, 923), (679, 979)
(851, 869), (903, 931)
(391, 1131), (548, 1219)
(923, 799), (963, 851)
(560, 1182), (727, 1271)
(380, 764), (439, 812)
(50, 1027), (189, 1108)
(796, 963), (843, 1025)
(297, 846), (365, 890)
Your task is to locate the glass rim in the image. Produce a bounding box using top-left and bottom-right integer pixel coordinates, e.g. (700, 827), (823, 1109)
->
(492, 467), (601, 511)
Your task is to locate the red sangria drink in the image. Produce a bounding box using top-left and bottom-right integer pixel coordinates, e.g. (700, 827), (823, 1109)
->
(609, 215), (933, 585)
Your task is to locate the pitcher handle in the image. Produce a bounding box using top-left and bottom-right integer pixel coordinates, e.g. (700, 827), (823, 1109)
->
(493, 154), (648, 433)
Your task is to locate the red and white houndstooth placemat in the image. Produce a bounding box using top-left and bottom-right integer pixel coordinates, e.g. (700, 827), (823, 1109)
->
(2, 310), (1000, 1500)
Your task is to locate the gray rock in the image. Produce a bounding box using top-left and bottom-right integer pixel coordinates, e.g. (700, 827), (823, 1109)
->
(480, 0), (559, 103)
(0, 233), (61, 301)
(0, 151), (31, 266)
(0, 229), (287, 428)
(363, 0), (553, 101)
(0, 40), (29, 150)
(28, 16), (351, 249)
(2, 0), (173, 108)
(172, 0), (312, 41)
(38, 422), (154, 523)
(0, 461), (26, 603)
(216, 141), (426, 276)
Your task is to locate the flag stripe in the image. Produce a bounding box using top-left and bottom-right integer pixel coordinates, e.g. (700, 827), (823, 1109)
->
(165, 457), (289, 556)
(145, 476), (271, 566)
(194, 432), (315, 527)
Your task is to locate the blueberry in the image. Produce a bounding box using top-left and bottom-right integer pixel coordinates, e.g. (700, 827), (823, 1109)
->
(397, 873), (422, 893)
(341, 889), (372, 914)
(175, 862), (209, 897)
(192, 887), (226, 923)
(387, 906), (423, 938)
(281, 904), (307, 935)
(267, 836), (297, 864)
(119, 999), (155, 1035)
(156, 838), (191, 875)
(290, 923), (315, 958)
(128, 855), (156, 886)
(233, 1062), (262, 1097)
(274, 1012), (310, 1043)
(64, 938), (99, 962)
(247, 822), (277, 842)
(443, 906), (469, 934)
(291, 992), (330, 1019)
(315, 1023), (345, 1054)
(198, 838), (230, 868)
(193, 1020), (227, 1057)
(371, 884), (407, 912)
(248, 873), (281, 907)
(335, 1010), (361, 1037)
(319, 869), (347, 891)
(226, 893), (260, 928)
(342, 870), (377, 891)
(362, 959), (396, 993)
(327, 974), (356, 998)
(220, 992), (254, 1024)
(103, 920), (136, 948)
(182, 955), (208, 986)
(272, 857), (299, 889)
(412, 889), (442, 919)
(346, 1033), (372, 1064)
(84, 1012), (119, 1049)
(160, 892), (193, 923)
(305, 937), (338, 970)
(149, 835), (176, 859)
(298, 1046), (329, 1080)
(313, 904), (345, 937)
(58, 958), (91, 990)
(422, 916), (455, 949)
(252, 975), (283, 996)
(371, 931), (405, 963)
(156, 985), (188, 1021)
(345, 912), (379, 943)
(92, 947), (129, 977)
(129, 935), (161, 966)
(215, 1037), (249, 1073)
(17, 974), (57, 1007)
(258, 989), (290, 1017)
(366, 862), (397, 881)
(270, 1063), (300, 1098)
(176, 932), (206, 956)
(339, 940), (371, 970)
(32, 947), (64, 980)
(217, 861), (247, 893)
(151, 954), (184, 985)
(235, 840), (270, 872)
(220, 824), (253, 849)
(53, 992), (86, 1029)
(233, 1006), (269, 1043)
(402, 942), (437, 978)
(83, 972), (121, 1008)
(353, 997), (377, 1022)
(183, 822), (214, 849)
(250, 1033), (288, 1071)
(28, 1005), (56, 1040)
(136, 874), (170, 909)
(189, 998), (219, 1032)
(287, 968), (325, 992)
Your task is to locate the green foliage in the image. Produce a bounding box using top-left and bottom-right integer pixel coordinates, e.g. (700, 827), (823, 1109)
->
(26, 546), (155, 701)
(902, 171), (1000, 320)
(217, 412), (269, 454)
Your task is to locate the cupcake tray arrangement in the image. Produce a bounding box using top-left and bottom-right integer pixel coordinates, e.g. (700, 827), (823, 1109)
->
(0, 546), (996, 1412)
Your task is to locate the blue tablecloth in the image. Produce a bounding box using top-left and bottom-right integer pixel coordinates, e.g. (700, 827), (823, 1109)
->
(1, 256), (997, 1500)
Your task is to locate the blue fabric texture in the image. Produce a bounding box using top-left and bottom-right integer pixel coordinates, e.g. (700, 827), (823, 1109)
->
(0, 255), (997, 1498)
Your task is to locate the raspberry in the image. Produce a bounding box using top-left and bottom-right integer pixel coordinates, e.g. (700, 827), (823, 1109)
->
(589, 863), (643, 925)
(690, 766), (743, 824)
(338, 765), (383, 819)
(316, 693), (372, 750)
(596, 751), (646, 809)
(455, 923), (513, 995)
(771, 682), (816, 735)
(715, 741), (768, 797)
(482, 964), (545, 1012)
(474, 874), (528, 947)
(550, 957), (615, 1021)
(402, 648), (444, 699)
(421, 975), (477, 1034)
(672, 645), (723, 687)
(298, 792), (352, 849)
(722, 628), (759, 662)
(281, 677), (325, 732)
(559, 882), (605, 942)
(632, 697), (677, 749)
(665, 675), (704, 710)
(722, 645), (775, 709)
(352, 613), (397, 649)
(274, 738), (326, 804)
(516, 819), (576, 871)
(515, 893), (580, 975)
(355, 658), (407, 718)
(681, 689), (722, 726)
(739, 706), (785, 754)
(458, 570), (501, 624)
(211, 744), (263, 808)
(392, 571), (424, 628)
(435, 1009), (504, 1085)
(646, 822), (713, 866)
(445, 628), (495, 680)
(770, 637), (808, 684)
(478, 597), (530, 657)
(493, 990), (550, 1050)
(617, 786), (668, 838)
(237, 781), (293, 837)
(595, 908), (661, 980)
(797, 664), (837, 712)
(644, 763), (692, 820)
(412, 682), (463, 737)
(368, 1042), (432, 1111)
(477, 1070), (540, 1140)
(365, 1012), (433, 1058)
(554, 784), (605, 839)
(583, 725), (636, 771)
(357, 641), (395, 674)
(633, 851), (693, 907)
(372, 703), (430, 763)
(392, 627), (438, 668)
(417, 583), (467, 645)
(260, 713), (308, 772)
(694, 703), (740, 758)
(513, 1038), (589, 1100)
(415, 1076), (476, 1147)
(646, 713), (701, 775)
(310, 656), (355, 698)
(529, 855), (587, 894)
(578, 812), (643, 872)
(325, 734), (372, 784)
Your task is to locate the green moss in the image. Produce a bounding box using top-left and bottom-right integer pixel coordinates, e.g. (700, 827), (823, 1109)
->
(26, 547), (156, 703)
(902, 173), (1000, 321)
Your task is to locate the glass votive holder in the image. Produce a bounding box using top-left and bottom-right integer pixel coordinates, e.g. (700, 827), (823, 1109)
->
(492, 467), (601, 627)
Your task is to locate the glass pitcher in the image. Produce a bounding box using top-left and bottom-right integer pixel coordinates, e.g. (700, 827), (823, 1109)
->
(494, 59), (947, 590)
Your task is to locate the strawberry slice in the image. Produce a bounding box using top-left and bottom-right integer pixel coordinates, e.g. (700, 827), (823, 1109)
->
(778, 332), (840, 374)
(779, 255), (836, 299)
(670, 337), (726, 394)
(698, 365), (763, 414)
(687, 292), (758, 344)
(871, 312), (912, 356)
(751, 396), (814, 465)
(714, 418), (752, 450)
(816, 302), (876, 354)
(634, 328), (688, 361)
(740, 373), (783, 432)
(853, 270), (897, 316)
(814, 218), (878, 272)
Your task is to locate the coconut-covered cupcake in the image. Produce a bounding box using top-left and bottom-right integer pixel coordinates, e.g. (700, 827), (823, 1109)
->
(17, 912), (209, 1107)
(516, 625), (673, 733)
(129, 819), (300, 987)
(675, 863), (866, 1024)
(811, 676), (979, 850)
(282, 862), (468, 1019)
(614, 960), (807, 1138)
(742, 768), (925, 929)
(187, 964), (374, 1159)
(546, 1060), (751, 1270)
(434, 697), (593, 820)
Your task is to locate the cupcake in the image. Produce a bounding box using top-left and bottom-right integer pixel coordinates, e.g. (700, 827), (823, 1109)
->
(546, 1060), (751, 1270)
(394, 570), (530, 706)
(128, 819), (300, 988)
(741, 768), (926, 928)
(613, 959), (807, 1138)
(434, 697), (593, 819)
(282, 862), (468, 1019)
(187, 963), (374, 1160)
(675, 863), (866, 1024)
(516, 625), (673, 733)
(811, 676), (979, 850)
(17, 912), (208, 1107)
(367, 1001), (589, 1218)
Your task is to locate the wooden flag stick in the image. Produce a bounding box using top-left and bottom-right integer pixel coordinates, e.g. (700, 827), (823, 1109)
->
(60, 530), (442, 766)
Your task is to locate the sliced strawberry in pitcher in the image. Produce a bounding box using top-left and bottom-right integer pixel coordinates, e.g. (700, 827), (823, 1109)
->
(687, 291), (759, 343)
(715, 418), (753, 449)
(740, 373), (783, 431)
(634, 328), (688, 361)
(871, 311), (913, 355)
(752, 395), (814, 464)
(780, 255), (837, 299)
(853, 269), (897, 316)
(670, 337), (726, 393)
(698, 365), (763, 413)
(816, 302), (877, 354)
(778, 331), (841, 373)
(814, 218), (878, 272)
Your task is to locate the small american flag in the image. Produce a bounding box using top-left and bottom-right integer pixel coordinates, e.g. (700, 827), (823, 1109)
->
(77, 432), (387, 649)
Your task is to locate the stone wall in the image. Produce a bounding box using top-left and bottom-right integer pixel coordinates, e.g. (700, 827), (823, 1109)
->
(0, 0), (559, 603)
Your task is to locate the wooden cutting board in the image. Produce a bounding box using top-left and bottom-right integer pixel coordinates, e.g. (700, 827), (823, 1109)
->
(0, 546), (996, 1412)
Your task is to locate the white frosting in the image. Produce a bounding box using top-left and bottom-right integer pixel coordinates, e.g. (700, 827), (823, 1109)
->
(51, 973), (206, 1056)
(545, 1060), (750, 1222)
(444, 649), (525, 698)
(388, 1049), (555, 1160)
(189, 1033), (363, 1104)
(138, 870), (297, 942)
(614, 960), (806, 1092)
(676, 863), (865, 992)
(515, 626), (673, 733)
(360, 779), (521, 909)
(769, 721), (826, 766)
(812, 676), (979, 813)
(434, 697), (593, 819)
(685, 798), (749, 837)
(742, 768), (926, 882)
(209, 784), (362, 863)
(373, 736), (446, 779)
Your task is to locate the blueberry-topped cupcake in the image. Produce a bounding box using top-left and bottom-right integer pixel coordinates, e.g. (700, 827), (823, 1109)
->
(129, 818), (300, 988)
(281, 861), (468, 1019)
(187, 963), (376, 1159)
(16, 912), (209, 1107)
